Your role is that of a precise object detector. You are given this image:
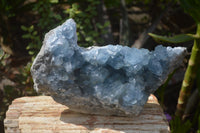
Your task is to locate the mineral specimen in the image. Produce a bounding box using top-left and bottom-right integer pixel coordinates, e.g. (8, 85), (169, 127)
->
(31, 19), (186, 116)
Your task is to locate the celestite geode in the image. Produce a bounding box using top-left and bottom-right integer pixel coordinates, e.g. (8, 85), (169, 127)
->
(31, 19), (186, 116)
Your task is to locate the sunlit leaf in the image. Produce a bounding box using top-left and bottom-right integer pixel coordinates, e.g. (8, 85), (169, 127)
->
(49, 0), (58, 3)
(26, 45), (31, 50)
(28, 25), (34, 32)
(29, 51), (34, 55)
(85, 36), (93, 42)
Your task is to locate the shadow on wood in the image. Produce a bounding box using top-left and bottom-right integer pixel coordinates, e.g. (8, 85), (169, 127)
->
(4, 95), (170, 133)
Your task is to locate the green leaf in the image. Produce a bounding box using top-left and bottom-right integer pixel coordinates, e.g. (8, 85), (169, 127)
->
(22, 34), (31, 39)
(85, 36), (93, 42)
(26, 45), (30, 50)
(32, 31), (37, 36)
(104, 21), (110, 27)
(28, 25), (34, 32)
(96, 23), (103, 29)
(28, 51), (34, 55)
(72, 3), (79, 9)
(49, 0), (58, 3)
(148, 33), (200, 43)
(21, 25), (27, 31)
(75, 10), (81, 14)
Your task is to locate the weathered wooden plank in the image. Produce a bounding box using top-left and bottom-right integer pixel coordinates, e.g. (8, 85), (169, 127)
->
(4, 95), (170, 133)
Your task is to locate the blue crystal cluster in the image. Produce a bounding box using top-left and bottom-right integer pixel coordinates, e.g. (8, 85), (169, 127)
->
(31, 19), (186, 116)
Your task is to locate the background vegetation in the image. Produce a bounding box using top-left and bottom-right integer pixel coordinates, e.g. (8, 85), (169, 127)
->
(0, 0), (199, 133)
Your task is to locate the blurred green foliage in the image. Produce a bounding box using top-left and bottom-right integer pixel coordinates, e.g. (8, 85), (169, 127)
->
(0, 0), (33, 18)
(20, 0), (62, 56)
(65, 0), (109, 47)
(20, 0), (109, 55)
(170, 116), (192, 133)
(21, 25), (40, 55)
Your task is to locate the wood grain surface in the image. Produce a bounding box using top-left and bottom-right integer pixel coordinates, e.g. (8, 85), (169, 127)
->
(4, 95), (170, 133)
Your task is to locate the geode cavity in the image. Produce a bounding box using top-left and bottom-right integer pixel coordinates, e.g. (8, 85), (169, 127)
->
(31, 19), (186, 116)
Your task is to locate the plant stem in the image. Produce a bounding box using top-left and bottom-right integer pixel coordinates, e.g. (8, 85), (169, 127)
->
(176, 23), (200, 117)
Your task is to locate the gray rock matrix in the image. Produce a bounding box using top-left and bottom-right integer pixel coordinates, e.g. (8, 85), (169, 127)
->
(31, 19), (186, 116)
